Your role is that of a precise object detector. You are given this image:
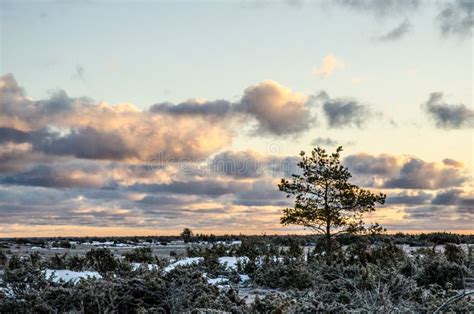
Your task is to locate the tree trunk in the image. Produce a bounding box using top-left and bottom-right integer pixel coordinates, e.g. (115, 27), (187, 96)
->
(326, 222), (332, 262)
(324, 180), (331, 261)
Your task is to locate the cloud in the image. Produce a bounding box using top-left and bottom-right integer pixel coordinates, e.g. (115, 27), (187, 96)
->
(335, 0), (420, 16)
(2, 73), (473, 234)
(209, 150), (301, 179)
(312, 54), (344, 78)
(437, 0), (473, 38)
(38, 127), (138, 160)
(374, 19), (412, 41)
(0, 147), (471, 233)
(0, 127), (31, 143)
(431, 189), (474, 208)
(431, 189), (463, 205)
(322, 97), (373, 128)
(0, 164), (107, 188)
(0, 142), (49, 173)
(422, 92), (474, 129)
(344, 153), (401, 176)
(238, 80), (315, 135)
(402, 189), (473, 223)
(210, 151), (264, 178)
(0, 74), (233, 162)
(150, 80), (314, 136)
(403, 205), (447, 220)
(0, 73), (25, 99)
(383, 157), (468, 190)
(344, 153), (469, 190)
(443, 158), (464, 168)
(233, 180), (291, 207)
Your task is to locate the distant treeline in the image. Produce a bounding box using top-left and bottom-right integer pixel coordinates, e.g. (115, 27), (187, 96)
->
(2, 231), (473, 248)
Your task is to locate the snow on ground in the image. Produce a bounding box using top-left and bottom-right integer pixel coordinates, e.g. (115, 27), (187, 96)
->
(131, 263), (159, 271)
(399, 244), (473, 255)
(218, 256), (248, 271)
(163, 257), (203, 272)
(82, 241), (143, 248)
(44, 269), (102, 283)
(239, 274), (250, 282)
(206, 276), (229, 285)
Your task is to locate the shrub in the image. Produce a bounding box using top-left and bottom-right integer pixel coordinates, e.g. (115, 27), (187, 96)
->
(417, 255), (469, 289)
(85, 248), (117, 277)
(123, 247), (154, 263)
(444, 243), (466, 264)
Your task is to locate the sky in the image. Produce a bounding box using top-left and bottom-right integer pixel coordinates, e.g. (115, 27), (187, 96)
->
(0, 0), (473, 237)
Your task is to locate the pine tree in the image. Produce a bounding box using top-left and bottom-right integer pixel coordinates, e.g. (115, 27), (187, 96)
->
(279, 146), (386, 258)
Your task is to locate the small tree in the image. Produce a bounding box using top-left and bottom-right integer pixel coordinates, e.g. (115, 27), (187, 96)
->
(279, 146), (386, 257)
(180, 228), (193, 243)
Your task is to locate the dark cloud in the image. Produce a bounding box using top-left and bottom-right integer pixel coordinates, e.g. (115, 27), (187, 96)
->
(0, 164), (105, 188)
(150, 99), (232, 117)
(129, 179), (249, 197)
(423, 92), (474, 129)
(266, 156), (301, 178)
(403, 199), (474, 221)
(0, 126), (138, 165)
(39, 127), (137, 160)
(383, 157), (467, 189)
(386, 191), (432, 205)
(137, 195), (197, 206)
(0, 127), (31, 143)
(374, 19), (412, 41)
(437, 0), (473, 38)
(344, 153), (400, 176)
(322, 98), (372, 128)
(209, 151), (302, 179)
(431, 189), (474, 210)
(460, 197), (474, 207)
(234, 180), (291, 207)
(211, 151), (264, 178)
(35, 89), (75, 113)
(403, 205), (446, 219)
(431, 189), (463, 205)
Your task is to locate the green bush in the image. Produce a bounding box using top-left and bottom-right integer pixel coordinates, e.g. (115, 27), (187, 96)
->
(123, 247), (154, 264)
